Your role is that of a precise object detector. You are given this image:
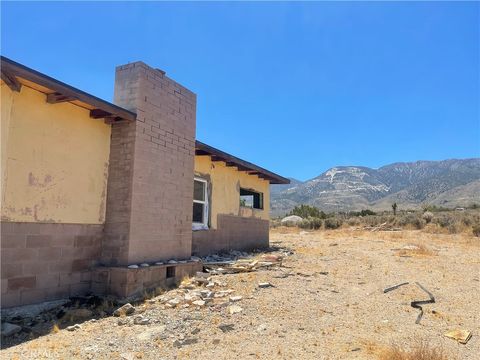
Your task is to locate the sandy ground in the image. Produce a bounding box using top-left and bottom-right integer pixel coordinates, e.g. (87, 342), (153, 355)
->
(1, 228), (479, 359)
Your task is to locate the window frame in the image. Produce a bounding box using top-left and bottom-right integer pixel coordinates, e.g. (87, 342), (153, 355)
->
(239, 188), (264, 210)
(193, 177), (208, 227)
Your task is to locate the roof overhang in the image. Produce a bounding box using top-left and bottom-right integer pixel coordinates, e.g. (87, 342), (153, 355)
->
(195, 140), (290, 185)
(1, 56), (136, 123)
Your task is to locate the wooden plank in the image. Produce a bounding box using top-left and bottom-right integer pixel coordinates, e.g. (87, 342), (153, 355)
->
(1, 70), (22, 92)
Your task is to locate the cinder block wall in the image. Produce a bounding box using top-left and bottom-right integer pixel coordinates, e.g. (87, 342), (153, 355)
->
(102, 62), (197, 265)
(1, 223), (102, 307)
(192, 215), (269, 256)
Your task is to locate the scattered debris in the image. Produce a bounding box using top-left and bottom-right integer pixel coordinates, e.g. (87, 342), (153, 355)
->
(444, 329), (472, 344)
(411, 282), (435, 324)
(229, 296), (243, 302)
(113, 303), (135, 317)
(66, 324), (82, 331)
(258, 282), (273, 288)
(383, 282), (409, 293)
(228, 305), (243, 315)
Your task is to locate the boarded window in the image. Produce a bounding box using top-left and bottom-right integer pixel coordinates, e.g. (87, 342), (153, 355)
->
(240, 188), (263, 210)
(193, 178), (208, 226)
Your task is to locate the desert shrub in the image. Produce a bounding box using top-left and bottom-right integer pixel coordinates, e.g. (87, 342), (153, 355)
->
(288, 204), (327, 219)
(347, 217), (361, 226)
(422, 211), (434, 224)
(434, 214), (455, 228)
(350, 209), (377, 217)
(379, 341), (448, 360)
(325, 218), (343, 230)
(397, 213), (425, 229)
(473, 224), (480, 237)
(298, 217), (323, 230)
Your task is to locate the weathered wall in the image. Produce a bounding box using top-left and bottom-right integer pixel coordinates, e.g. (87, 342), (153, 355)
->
(1, 83), (111, 224)
(1, 222), (102, 307)
(102, 62), (197, 266)
(194, 155), (270, 229)
(192, 214), (269, 256)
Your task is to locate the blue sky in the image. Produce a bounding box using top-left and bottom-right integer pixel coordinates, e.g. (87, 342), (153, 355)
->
(2, 2), (478, 181)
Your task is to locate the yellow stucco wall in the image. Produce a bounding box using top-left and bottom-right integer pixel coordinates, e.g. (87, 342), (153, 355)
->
(194, 155), (270, 228)
(1, 83), (111, 224)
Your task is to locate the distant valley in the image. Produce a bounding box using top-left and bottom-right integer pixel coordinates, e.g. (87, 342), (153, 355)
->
(270, 158), (480, 217)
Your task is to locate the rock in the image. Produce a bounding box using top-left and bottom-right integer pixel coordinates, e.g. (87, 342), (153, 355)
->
(212, 339), (221, 345)
(192, 300), (205, 307)
(256, 324), (267, 332)
(190, 256), (201, 262)
(218, 324), (235, 332)
(127, 265), (139, 269)
(66, 324), (82, 331)
(113, 303), (135, 317)
(133, 316), (150, 325)
(258, 282), (273, 288)
(168, 260), (177, 264)
(281, 215), (303, 225)
(136, 325), (166, 341)
(1, 322), (22, 337)
(179, 260), (187, 264)
(229, 296), (243, 302)
(191, 327), (200, 335)
(140, 263), (149, 267)
(228, 305), (243, 315)
(117, 318), (129, 326)
(166, 298), (181, 308)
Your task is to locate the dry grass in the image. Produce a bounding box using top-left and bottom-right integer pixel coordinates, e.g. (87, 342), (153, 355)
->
(378, 342), (450, 360)
(396, 243), (436, 257)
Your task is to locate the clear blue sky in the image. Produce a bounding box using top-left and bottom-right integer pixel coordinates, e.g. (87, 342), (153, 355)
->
(2, 2), (479, 181)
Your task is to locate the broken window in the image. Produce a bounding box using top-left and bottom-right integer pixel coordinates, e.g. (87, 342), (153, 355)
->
(240, 188), (263, 210)
(193, 178), (208, 228)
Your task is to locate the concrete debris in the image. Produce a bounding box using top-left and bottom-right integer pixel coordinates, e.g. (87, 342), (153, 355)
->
(258, 282), (273, 288)
(444, 329), (472, 344)
(1, 323), (22, 337)
(113, 303), (135, 317)
(66, 324), (82, 331)
(229, 296), (243, 302)
(192, 300), (206, 307)
(228, 305), (243, 315)
(166, 299), (181, 308)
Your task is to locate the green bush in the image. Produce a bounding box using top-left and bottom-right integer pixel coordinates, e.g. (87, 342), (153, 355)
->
(325, 218), (343, 230)
(288, 205), (327, 219)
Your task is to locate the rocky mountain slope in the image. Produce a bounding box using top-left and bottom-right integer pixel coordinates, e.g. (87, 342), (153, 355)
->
(271, 158), (480, 216)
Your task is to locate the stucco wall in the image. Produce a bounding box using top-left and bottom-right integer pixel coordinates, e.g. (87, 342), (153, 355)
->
(194, 155), (270, 229)
(1, 83), (111, 224)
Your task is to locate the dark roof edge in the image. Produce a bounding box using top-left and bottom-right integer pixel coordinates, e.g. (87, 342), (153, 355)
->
(1, 56), (136, 122)
(195, 140), (290, 185)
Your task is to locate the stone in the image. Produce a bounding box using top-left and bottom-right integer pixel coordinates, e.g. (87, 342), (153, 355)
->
(256, 324), (267, 332)
(192, 300), (205, 307)
(117, 318), (129, 326)
(258, 282), (273, 288)
(140, 263), (150, 267)
(218, 324), (235, 333)
(133, 316), (150, 325)
(190, 256), (201, 262)
(228, 305), (243, 315)
(66, 324), (82, 331)
(229, 296), (243, 302)
(281, 215), (303, 225)
(168, 260), (177, 264)
(212, 339), (221, 345)
(1, 322), (22, 337)
(113, 303), (135, 317)
(166, 298), (181, 308)
(127, 265), (139, 269)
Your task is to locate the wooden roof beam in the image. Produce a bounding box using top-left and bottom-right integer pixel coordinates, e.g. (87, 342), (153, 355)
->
(1, 70), (22, 92)
(47, 92), (77, 104)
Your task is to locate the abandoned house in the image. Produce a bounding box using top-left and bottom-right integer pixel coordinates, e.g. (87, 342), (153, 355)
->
(0, 56), (289, 308)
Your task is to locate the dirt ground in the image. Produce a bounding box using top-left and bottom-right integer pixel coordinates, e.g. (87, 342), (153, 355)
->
(1, 228), (479, 359)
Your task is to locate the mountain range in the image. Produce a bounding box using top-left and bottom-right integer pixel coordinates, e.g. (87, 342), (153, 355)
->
(270, 158), (480, 216)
